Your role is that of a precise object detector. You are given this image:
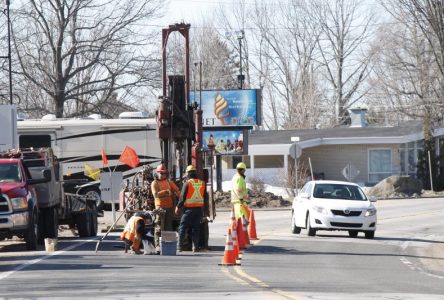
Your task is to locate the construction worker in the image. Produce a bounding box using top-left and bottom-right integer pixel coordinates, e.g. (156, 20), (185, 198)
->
(120, 212), (153, 255)
(151, 164), (180, 252)
(175, 165), (208, 252)
(231, 162), (250, 220)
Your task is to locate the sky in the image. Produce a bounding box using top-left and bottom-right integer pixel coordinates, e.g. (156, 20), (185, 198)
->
(164, 0), (219, 25)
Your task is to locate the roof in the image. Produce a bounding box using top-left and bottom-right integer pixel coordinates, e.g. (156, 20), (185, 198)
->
(249, 121), (423, 145)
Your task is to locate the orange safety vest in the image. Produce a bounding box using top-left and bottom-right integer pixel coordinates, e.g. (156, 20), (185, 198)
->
(120, 216), (144, 250)
(152, 179), (178, 208)
(184, 179), (205, 208)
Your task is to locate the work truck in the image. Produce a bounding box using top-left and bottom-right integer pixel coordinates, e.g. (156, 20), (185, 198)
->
(0, 148), (98, 250)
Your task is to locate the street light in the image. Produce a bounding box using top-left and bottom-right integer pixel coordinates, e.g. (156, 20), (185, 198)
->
(225, 30), (245, 89)
(1, 0), (13, 104)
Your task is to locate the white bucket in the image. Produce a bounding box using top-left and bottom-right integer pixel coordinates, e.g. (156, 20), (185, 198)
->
(44, 238), (58, 252)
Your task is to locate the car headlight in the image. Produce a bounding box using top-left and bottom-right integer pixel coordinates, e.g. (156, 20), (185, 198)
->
(10, 197), (28, 210)
(312, 205), (327, 214)
(365, 208), (376, 217)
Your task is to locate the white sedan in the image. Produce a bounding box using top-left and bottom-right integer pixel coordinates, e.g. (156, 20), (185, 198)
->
(291, 180), (377, 239)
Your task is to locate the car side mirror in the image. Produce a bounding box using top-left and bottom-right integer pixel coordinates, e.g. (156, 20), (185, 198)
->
(368, 195), (377, 202)
(28, 169), (52, 185)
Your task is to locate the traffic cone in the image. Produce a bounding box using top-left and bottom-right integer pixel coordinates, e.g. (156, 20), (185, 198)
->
(231, 221), (241, 259)
(229, 207), (237, 230)
(237, 217), (247, 249)
(248, 209), (258, 240)
(242, 215), (251, 245)
(230, 224), (240, 260)
(219, 228), (237, 266)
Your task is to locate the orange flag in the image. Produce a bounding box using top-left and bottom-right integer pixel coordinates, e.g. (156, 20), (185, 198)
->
(119, 146), (140, 168)
(101, 149), (108, 167)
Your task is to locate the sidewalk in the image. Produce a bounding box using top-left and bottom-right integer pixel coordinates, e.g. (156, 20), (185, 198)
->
(417, 236), (444, 277)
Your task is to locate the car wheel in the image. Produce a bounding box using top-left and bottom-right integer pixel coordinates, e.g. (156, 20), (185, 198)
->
(365, 231), (375, 239)
(306, 214), (316, 236)
(348, 230), (358, 238)
(291, 212), (301, 234)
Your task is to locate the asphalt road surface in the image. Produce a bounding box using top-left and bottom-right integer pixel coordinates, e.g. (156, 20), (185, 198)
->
(1, 198), (444, 299)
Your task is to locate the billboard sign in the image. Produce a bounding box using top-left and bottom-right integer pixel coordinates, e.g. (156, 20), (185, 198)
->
(203, 129), (247, 155)
(190, 89), (261, 127)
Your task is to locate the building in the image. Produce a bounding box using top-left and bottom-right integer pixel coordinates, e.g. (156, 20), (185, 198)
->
(222, 109), (444, 187)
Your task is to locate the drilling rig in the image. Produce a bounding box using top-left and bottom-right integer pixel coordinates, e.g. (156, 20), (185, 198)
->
(156, 23), (215, 250)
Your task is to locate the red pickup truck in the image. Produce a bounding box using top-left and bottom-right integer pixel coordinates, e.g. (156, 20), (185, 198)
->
(0, 158), (49, 250)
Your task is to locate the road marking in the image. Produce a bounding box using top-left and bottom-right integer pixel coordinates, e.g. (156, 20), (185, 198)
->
(233, 266), (304, 300)
(0, 238), (96, 281)
(220, 267), (249, 286)
(219, 228), (305, 300)
(400, 256), (444, 280)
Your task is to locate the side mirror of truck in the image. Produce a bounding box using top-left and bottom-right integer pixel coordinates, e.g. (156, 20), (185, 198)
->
(28, 169), (52, 185)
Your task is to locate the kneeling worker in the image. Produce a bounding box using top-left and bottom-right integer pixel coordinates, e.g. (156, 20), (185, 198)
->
(175, 165), (208, 252)
(120, 212), (153, 254)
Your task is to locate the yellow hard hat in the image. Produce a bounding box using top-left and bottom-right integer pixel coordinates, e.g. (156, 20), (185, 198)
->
(186, 165), (196, 173)
(236, 162), (247, 170)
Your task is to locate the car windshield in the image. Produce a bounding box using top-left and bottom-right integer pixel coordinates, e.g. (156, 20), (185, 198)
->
(0, 163), (22, 183)
(313, 183), (366, 201)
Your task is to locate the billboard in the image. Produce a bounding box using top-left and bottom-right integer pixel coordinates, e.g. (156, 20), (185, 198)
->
(190, 89), (261, 127)
(203, 129), (247, 155)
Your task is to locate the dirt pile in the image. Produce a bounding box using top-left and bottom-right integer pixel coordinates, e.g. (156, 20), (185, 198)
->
(214, 190), (291, 208)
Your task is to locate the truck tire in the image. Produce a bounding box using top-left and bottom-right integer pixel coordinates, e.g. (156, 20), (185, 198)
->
(39, 207), (59, 239)
(25, 210), (39, 250)
(76, 212), (91, 237)
(88, 202), (98, 237)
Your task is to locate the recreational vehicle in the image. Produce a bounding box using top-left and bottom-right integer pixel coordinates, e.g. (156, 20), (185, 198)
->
(17, 114), (162, 208)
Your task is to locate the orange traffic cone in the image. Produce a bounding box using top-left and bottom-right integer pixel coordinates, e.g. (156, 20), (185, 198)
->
(230, 224), (240, 260)
(237, 217), (247, 249)
(229, 207), (237, 230)
(242, 215), (251, 245)
(248, 209), (258, 240)
(219, 228), (238, 266)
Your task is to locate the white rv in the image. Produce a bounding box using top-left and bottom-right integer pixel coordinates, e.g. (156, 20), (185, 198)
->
(17, 113), (162, 207)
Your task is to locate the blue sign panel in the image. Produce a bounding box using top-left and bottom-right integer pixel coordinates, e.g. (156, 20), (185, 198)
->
(190, 89), (260, 127)
(203, 130), (247, 155)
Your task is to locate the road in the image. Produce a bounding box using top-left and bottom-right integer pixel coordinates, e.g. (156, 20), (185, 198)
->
(0, 198), (444, 299)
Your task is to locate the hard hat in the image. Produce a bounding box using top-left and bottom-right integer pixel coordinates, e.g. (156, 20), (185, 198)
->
(156, 164), (168, 174)
(236, 162), (247, 170)
(186, 165), (196, 173)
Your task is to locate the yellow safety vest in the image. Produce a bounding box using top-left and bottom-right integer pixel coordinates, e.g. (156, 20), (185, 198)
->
(184, 179), (205, 208)
(231, 173), (247, 203)
(120, 216), (144, 250)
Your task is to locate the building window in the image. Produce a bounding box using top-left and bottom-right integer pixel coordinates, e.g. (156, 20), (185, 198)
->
(368, 149), (392, 183)
(399, 141), (423, 177)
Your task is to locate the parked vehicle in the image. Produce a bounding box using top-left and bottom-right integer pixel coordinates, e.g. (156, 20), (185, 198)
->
(17, 114), (162, 210)
(0, 157), (49, 250)
(291, 180), (377, 239)
(0, 148), (98, 250)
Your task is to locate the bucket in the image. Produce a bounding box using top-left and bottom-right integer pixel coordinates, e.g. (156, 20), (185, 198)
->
(160, 237), (177, 256)
(44, 238), (58, 252)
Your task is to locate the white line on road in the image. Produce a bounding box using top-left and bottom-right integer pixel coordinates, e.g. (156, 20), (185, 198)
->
(0, 238), (96, 281)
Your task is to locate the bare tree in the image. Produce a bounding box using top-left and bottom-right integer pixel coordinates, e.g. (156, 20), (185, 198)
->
(191, 24), (238, 90)
(380, 0), (444, 124)
(370, 18), (440, 124)
(11, 0), (163, 118)
(251, 0), (324, 129)
(313, 0), (374, 126)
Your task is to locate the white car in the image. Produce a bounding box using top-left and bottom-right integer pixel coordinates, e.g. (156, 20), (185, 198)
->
(291, 180), (377, 239)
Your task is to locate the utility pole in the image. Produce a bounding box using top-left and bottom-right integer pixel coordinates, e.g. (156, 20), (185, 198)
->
(1, 0), (13, 104)
(237, 30), (245, 90)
